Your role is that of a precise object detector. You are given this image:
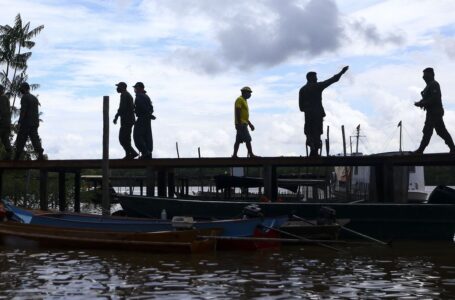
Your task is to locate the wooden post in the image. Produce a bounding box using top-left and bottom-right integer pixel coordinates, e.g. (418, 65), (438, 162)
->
(157, 169), (167, 197)
(263, 165), (277, 202)
(74, 171), (81, 212)
(0, 170), (3, 199)
(167, 170), (175, 198)
(102, 96), (110, 216)
(341, 125), (346, 156)
(383, 163), (394, 202)
(341, 125), (350, 201)
(185, 179), (189, 196)
(325, 125), (330, 156)
(39, 170), (48, 210)
(58, 171), (66, 212)
(146, 167), (155, 197)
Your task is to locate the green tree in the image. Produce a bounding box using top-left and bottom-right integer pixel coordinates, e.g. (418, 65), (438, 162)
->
(0, 14), (44, 110)
(0, 14), (44, 159)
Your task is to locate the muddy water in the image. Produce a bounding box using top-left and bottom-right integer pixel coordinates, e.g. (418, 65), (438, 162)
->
(0, 241), (454, 299)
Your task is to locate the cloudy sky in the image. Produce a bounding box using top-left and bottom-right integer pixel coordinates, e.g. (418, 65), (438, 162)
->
(1, 0), (455, 159)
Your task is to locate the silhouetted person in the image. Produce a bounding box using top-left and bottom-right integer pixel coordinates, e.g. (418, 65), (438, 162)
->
(132, 82), (155, 159)
(414, 67), (455, 154)
(0, 85), (12, 159)
(113, 82), (138, 159)
(299, 66), (349, 157)
(232, 86), (257, 158)
(14, 82), (44, 160)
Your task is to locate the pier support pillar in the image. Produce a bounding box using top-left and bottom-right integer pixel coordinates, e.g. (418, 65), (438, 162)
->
(74, 171), (81, 212)
(39, 170), (48, 210)
(157, 169), (167, 197)
(58, 171), (66, 212)
(369, 161), (409, 203)
(263, 165), (277, 202)
(0, 170), (3, 199)
(167, 170), (175, 198)
(146, 167), (155, 197)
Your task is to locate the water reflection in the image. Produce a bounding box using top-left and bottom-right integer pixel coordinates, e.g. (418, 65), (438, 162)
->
(0, 242), (454, 299)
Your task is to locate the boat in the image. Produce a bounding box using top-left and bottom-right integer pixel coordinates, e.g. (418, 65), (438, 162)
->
(428, 186), (455, 204)
(332, 152), (428, 203)
(3, 200), (286, 236)
(280, 219), (350, 240)
(0, 221), (220, 253)
(2, 200), (288, 251)
(116, 194), (455, 240)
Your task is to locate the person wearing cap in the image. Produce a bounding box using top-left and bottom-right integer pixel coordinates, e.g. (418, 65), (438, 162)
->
(414, 67), (455, 154)
(113, 82), (138, 159)
(299, 66), (349, 157)
(0, 84), (12, 159)
(14, 82), (45, 160)
(132, 82), (155, 159)
(232, 86), (257, 158)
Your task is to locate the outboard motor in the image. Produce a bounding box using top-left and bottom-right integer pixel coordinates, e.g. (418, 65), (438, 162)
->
(242, 204), (263, 219)
(317, 206), (336, 225)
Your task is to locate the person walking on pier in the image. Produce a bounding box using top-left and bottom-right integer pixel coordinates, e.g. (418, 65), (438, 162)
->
(0, 85), (12, 159)
(414, 67), (455, 154)
(299, 66), (349, 157)
(232, 86), (258, 158)
(14, 82), (45, 160)
(132, 82), (155, 159)
(113, 82), (138, 159)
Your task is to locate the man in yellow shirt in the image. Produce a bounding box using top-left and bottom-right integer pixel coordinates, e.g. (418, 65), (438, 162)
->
(232, 86), (257, 158)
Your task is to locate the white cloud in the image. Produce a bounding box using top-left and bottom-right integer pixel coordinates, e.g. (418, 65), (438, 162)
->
(1, 0), (455, 160)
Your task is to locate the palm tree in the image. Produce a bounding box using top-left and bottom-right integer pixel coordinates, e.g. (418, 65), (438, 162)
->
(0, 24), (16, 91)
(7, 14), (44, 107)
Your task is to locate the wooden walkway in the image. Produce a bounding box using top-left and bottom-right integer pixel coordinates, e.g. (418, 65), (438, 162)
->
(0, 153), (453, 213)
(0, 153), (453, 170)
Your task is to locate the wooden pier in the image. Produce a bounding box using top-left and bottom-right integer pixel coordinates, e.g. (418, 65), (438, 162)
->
(0, 153), (453, 213)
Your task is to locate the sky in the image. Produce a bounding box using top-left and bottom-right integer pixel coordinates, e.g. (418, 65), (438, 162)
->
(1, 0), (455, 159)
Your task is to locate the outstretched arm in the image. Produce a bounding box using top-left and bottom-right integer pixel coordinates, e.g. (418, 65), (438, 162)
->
(320, 66), (349, 89)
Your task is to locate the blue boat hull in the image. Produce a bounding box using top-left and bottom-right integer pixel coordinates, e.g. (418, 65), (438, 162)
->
(3, 200), (287, 237)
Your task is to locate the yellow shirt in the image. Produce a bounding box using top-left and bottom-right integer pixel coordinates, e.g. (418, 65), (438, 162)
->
(235, 96), (249, 125)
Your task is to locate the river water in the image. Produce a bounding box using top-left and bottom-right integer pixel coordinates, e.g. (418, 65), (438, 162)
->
(1, 241), (455, 299)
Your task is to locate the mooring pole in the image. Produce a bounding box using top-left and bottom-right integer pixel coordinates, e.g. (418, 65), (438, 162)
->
(102, 96), (110, 216)
(341, 125), (346, 156)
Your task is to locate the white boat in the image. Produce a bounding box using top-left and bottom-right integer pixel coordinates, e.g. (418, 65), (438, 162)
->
(332, 151), (427, 203)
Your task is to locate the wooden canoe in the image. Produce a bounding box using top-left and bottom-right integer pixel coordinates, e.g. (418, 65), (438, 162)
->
(0, 221), (221, 253)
